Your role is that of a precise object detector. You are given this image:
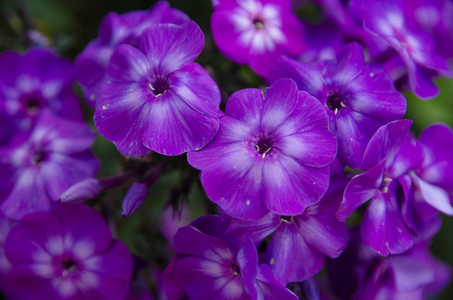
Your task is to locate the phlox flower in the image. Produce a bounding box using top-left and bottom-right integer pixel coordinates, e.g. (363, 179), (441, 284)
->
(188, 79), (336, 219)
(211, 0), (305, 77)
(270, 42), (406, 168)
(0, 48), (82, 144)
(94, 21), (223, 156)
(163, 216), (298, 300)
(0, 110), (98, 219)
(75, 1), (190, 106)
(363, 0), (453, 99)
(3, 204), (133, 300)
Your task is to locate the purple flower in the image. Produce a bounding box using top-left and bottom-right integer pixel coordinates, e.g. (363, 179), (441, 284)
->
(222, 174), (350, 284)
(188, 79), (336, 219)
(270, 42), (406, 168)
(416, 123), (453, 191)
(363, 0), (453, 99)
(0, 110), (99, 219)
(94, 21), (223, 156)
(211, 0), (305, 77)
(337, 120), (453, 256)
(336, 120), (415, 255)
(163, 216), (298, 300)
(74, 1), (190, 106)
(0, 48), (82, 144)
(399, 123), (453, 240)
(328, 231), (451, 300)
(3, 204), (133, 300)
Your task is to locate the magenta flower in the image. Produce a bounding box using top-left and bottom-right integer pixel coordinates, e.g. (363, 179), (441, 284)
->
(188, 79), (336, 219)
(3, 204), (133, 300)
(0, 110), (98, 219)
(75, 1), (189, 106)
(94, 21), (223, 156)
(211, 0), (305, 77)
(0, 48), (82, 144)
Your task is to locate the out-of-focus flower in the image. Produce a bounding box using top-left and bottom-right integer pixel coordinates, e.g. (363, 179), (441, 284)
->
(94, 21), (223, 156)
(270, 42), (406, 168)
(399, 123), (453, 241)
(328, 230), (451, 300)
(75, 1), (190, 106)
(297, 21), (345, 64)
(188, 79), (336, 219)
(363, 0), (453, 99)
(211, 0), (305, 77)
(159, 202), (191, 248)
(0, 110), (98, 219)
(0, 48), (82, 144)
(3, 204), (133, 300)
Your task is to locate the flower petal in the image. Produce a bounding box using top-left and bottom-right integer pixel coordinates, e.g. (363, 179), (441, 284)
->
(40, 152), (99, 201)
(139, 22), (204, 76)
(187, 116), (253, 170)
(224, 213), (281, 249)
(169, 63), (222, 117)
(260, 79), (299, 133)
(299, 197), (349, 258)
(94, 44), (154, 156)
(273, 91), (336, 167)
(267, 221), (324, 284)
(262, 153), (330, 216)
(412, 175), (453, 216)
(174, 256), (249, 300)
(142, 92), (220, 155)
(211, 10), (250, 64)
(359, 119), (413, 170)
(199, 144), (268, 219)
(361, 190), (414, 256)
(52, 204), (113, 258)
(225, 88), (264, 132)
(1, 169), (52, 220)
(256, 265), (298, 300)
(335, 109), (383, 168)
(269, 56), (326, 102)
(174, 226), (235, 264)
(347, 64), (406, 122)
(337, 161), (385, 222)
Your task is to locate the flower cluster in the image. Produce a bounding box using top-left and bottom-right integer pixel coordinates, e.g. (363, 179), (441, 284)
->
(0, 0), (453, 299)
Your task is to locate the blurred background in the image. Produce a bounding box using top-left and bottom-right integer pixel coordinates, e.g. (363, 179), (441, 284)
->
(0, 0), (452, 299)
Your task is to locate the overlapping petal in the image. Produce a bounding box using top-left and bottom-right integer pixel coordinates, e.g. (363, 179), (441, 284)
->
(267, 221), (324, 284)
(360, 190), (414, 256)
